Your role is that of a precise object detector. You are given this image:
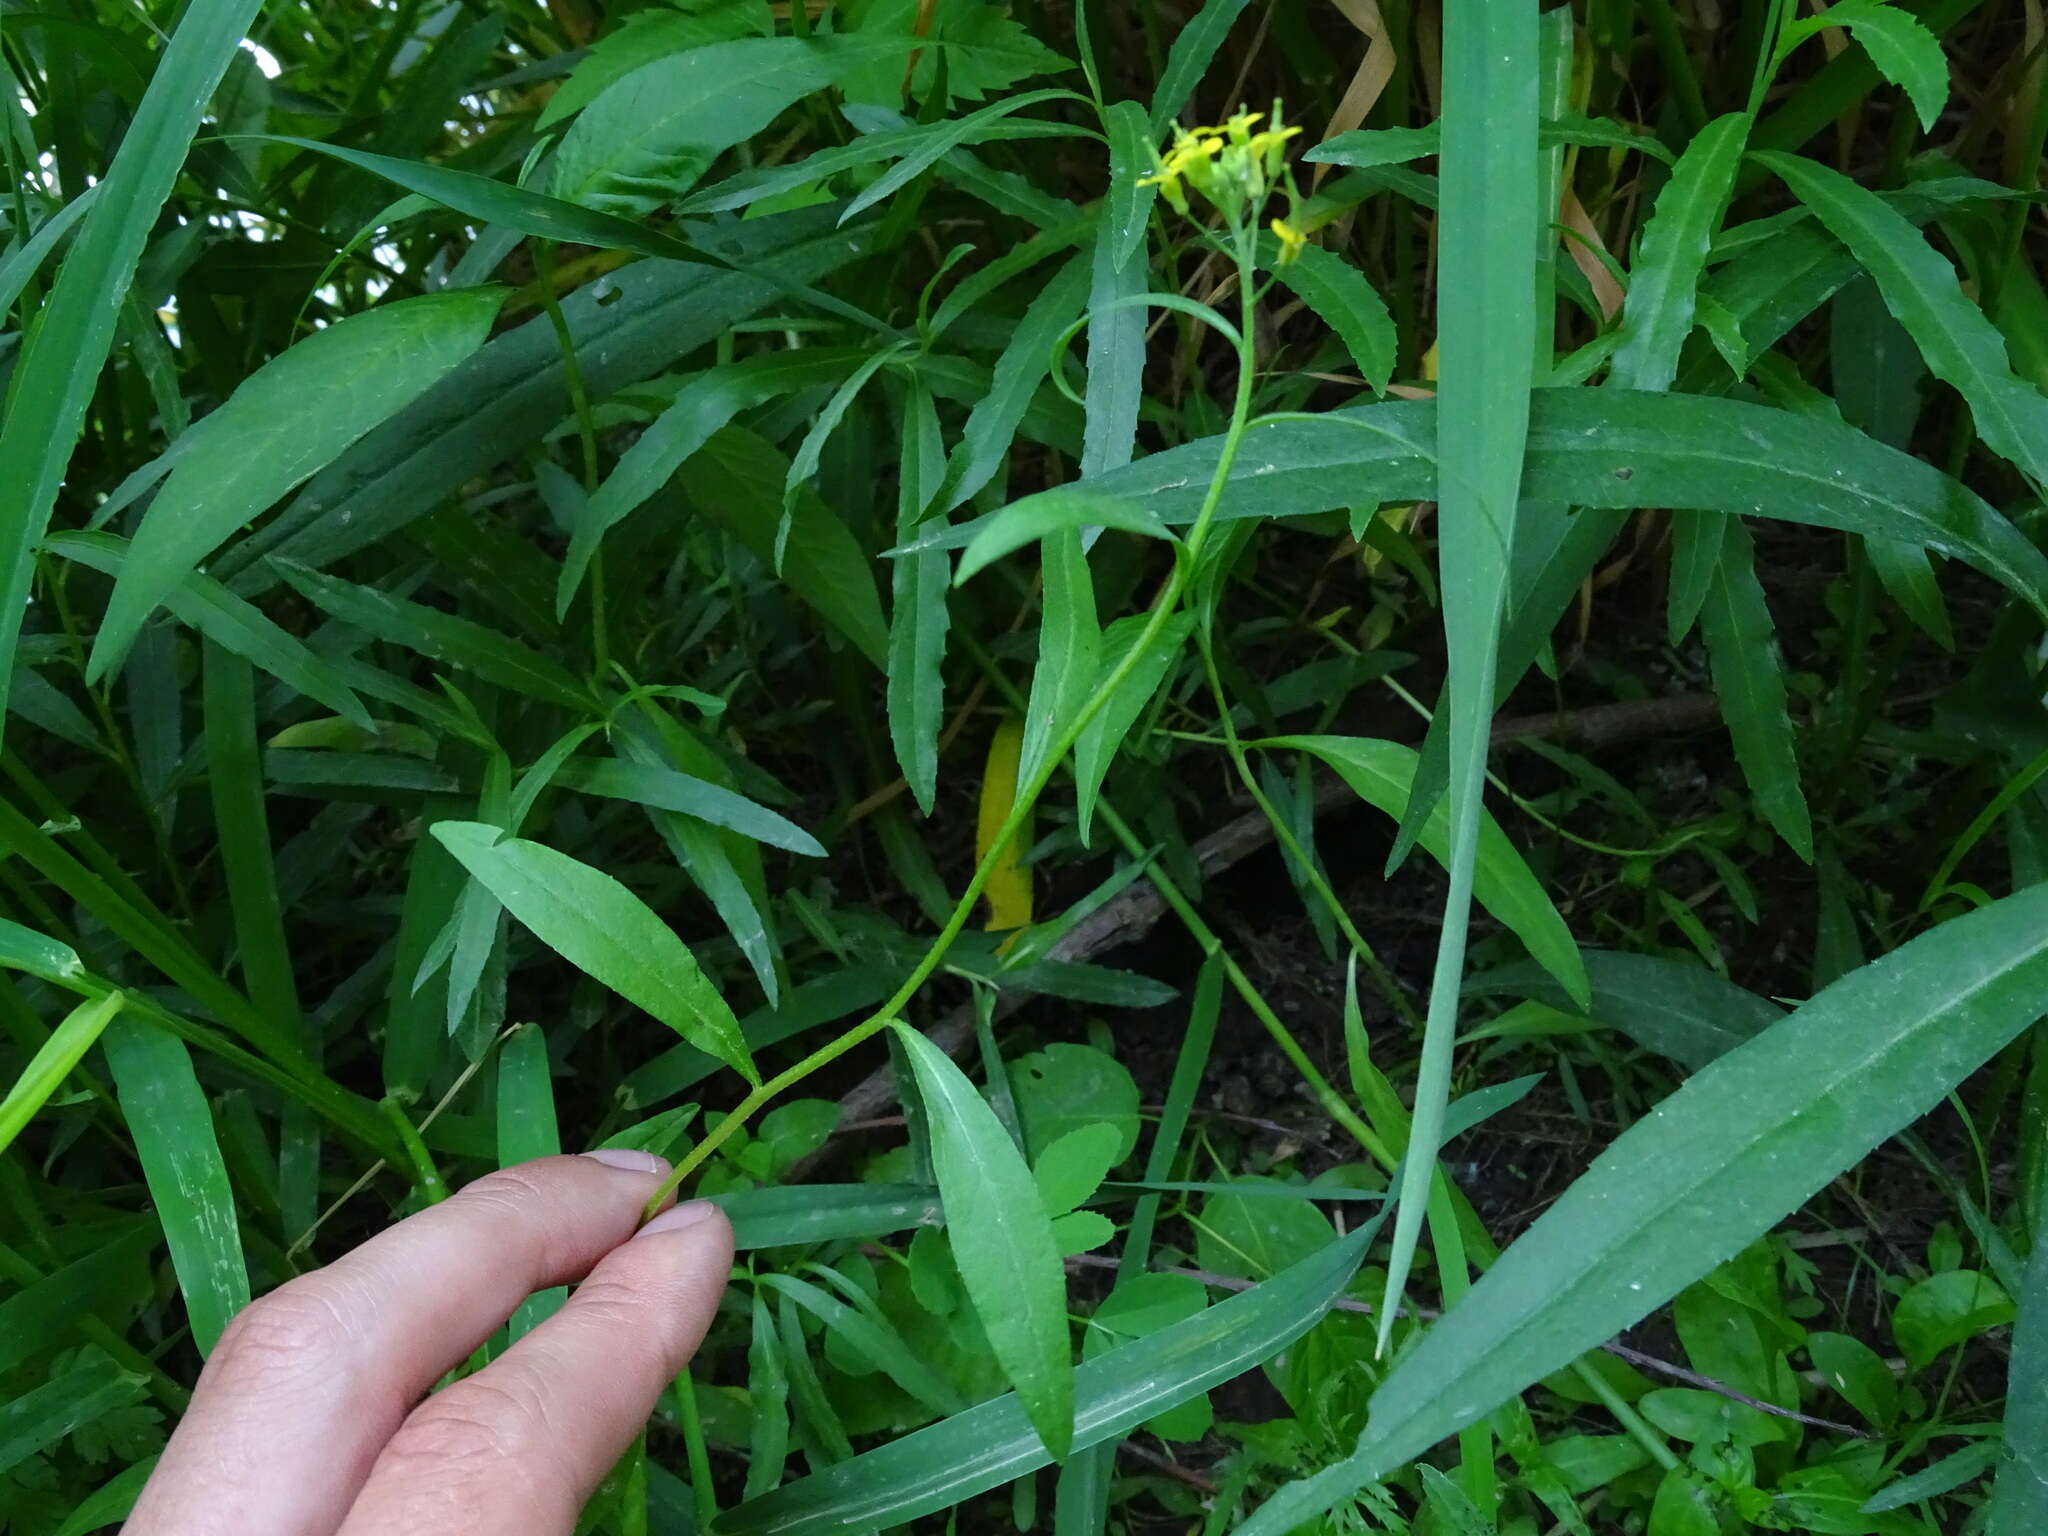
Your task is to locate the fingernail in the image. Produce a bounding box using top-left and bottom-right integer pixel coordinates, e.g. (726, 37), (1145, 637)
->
(581, 1148), (668, 1175)
(635, 1200), (717, 1239)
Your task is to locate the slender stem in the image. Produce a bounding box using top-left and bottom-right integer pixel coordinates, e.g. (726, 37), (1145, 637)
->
(643, 227), (1266, 1217)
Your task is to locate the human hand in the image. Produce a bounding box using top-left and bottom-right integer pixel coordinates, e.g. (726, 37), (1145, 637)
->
(125, 1151), (733, 1535)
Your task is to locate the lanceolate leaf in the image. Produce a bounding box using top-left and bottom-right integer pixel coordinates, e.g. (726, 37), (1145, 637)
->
(891, 1022), (1073, 1462)
(1267, 240), (1397, 393)
(1991, 1227), (2048, 1532)
(89, 290), (504, 678)
(1103, 100), (1158, 274)
(1073, 612), (1191, 846)
(101, 1017), (250, 1356)
(1698, 520), (1813, 860)
(0, 0), (264, 728)
(888, 377), (951, 815)
(1609, 113), (1749, 394)
(1017, 530), (1100, 803)
(925, 391), (2048, 615)
(553, 757), (825, 857)
(1241, 884), (2048, 1532)
(430, 822), (757, 1083)
(1779, 1), (1950, 132)
(1266, 736), (1588, 1006)
(718, 1212), (1383, 1535)
(1759, 152), (2048, 492)
(1147, 0), (1256, 133)
(0, 991), (125, 1156)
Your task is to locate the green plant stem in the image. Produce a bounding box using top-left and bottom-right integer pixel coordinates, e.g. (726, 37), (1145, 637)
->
(643, 228), (1266, 1217)
(1193, 628), (1421, 1030)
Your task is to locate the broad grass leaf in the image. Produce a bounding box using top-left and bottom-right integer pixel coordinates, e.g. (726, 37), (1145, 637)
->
(538, 3), (769, 129)
(430, 821), (757, 1083)
(554, 756), (825, 856)
(1330, 883), (2048, 1505)
(715, 1211), (1382, 1535)
(100, 1017), (250, 1356)
(0, 0), (264, 726)
(1609, 113), (1748, 394)
(216, 213), (873, 585)
(89, 291), (503, 678)
(0, 916), (89, 989)
(551, 35), (914, 217)
(891, 1022), (1073, 1461)
(272, 560), (594, 712)
(1263, 736), (1589, 1025)
(1266, 240), (1397, 393)
(946, 490), (1177, 584)
(1698, 520), (1813, 860)
(0, 990), (124, 1156)
(1759, 152), (2048, 492)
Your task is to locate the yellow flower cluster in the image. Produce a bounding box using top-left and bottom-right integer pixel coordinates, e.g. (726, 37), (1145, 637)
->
(1138, 103), (1305, 258)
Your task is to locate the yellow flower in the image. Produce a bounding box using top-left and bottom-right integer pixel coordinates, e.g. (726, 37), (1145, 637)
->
(1269, 216), (1306, 264)
(1141, 102), (1301, 227)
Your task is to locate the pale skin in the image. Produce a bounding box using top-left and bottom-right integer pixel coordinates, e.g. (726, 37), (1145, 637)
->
(125, 1150), (734, 1536)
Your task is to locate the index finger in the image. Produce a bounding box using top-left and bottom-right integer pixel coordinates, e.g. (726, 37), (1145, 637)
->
(125, 1151), (674, 1536)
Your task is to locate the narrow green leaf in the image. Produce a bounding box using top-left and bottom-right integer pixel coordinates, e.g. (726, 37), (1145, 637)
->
(51, 1458), (161, 1536)
(47, 532), (371, 728)
(687, 427), (890, 668)
(0, 184), (98, 322)
(498, 1023), (564, 1340)
(1759, 151), (2048, 492)
(90, 291), (504, 678)
(1147, 0), (1255, 133)
(272, 560), (594, 712)
(745, 1294), (792, 1501)
(0, 991), (124, 1155)
(717, 1213), (1383, 1535)
(1017, 530), (1101, 806)
(552, 35), (915, 217)
(0, 1224), (156, 1378)
(1103, 100), (1157, 273)
(554, 757), (825, 857)
(1273, 883), (2048, 1525)
(101, 1017), (251, 1355)
(1781, 1), (1950, 131)
(891, 1021), (1073, 1461)
(1266, 240), (1397, 393)
(1698, 520), (1813, 860)
(845, 89), (1079, 222)
(1073, 612), (1191, 846)
(1080, 219), (1145, 477)
(1609, 113), (1749, 394)
(1266, 736), (1587, 1005)
(560, 350), (864, 616)
(1384, 0), (1542, 1352)
(758, 1273), (966, 1417)
(928, 391), (2048, 615)
(888, 377), (951, 815)
(431, 822), (757, 1083)
(1469, 950), (1779, 1073)
(936, 253), (1090, 512)
(0, 1357), (146, 1479)
(1991, 1224), (2048, 1531)
(712, 1183), (942, 1251)
(947, 490), (1177, 584)
(0, 0), (264, 726)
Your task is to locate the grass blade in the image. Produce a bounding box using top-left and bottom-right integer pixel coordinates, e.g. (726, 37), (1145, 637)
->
(498, 1022), (564, 1340)
(891, 1020), (1073, 1461)
(888, 376), (951, 814)
(1017, 530), (1101, 805)
(1990, 1224), (2048, 1531)
(1379, 0), (1541, 1352)
(101, 1017), (250, 1355)
(1698, 519), (1813, 859)
(0, 0), (263, 725)
(0, 990), (124, 1155)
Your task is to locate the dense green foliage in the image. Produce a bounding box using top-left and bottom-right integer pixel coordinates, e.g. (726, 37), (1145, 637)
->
(6, 0), (2048, 1530)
